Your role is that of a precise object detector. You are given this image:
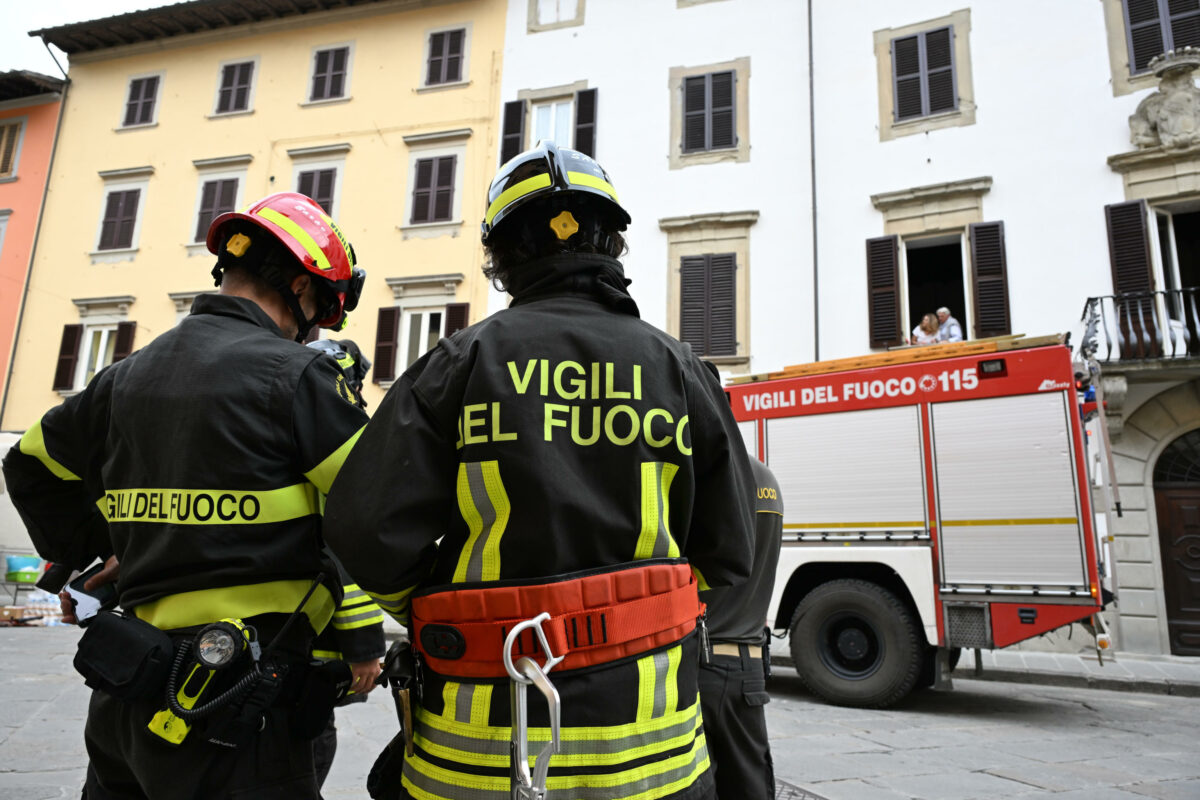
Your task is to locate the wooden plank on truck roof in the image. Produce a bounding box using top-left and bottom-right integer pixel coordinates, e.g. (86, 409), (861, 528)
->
(727, 333), (1068, 384)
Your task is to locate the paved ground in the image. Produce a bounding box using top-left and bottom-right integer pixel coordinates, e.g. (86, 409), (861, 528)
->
(2, 628), (1198, 800)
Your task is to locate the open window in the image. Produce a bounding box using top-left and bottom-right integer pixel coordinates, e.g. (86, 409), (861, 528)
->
(54, 297), (136, 393)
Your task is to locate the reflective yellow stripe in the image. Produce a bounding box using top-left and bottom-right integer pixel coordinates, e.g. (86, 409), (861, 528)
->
(312, 648), (342, 660)
(470, 683), (493, 727)
(97, 484), (320, 525)
(304, 425), (365, 495)
(257, 206), (332, 271)
(332, 608), (385, 630)
(634, 462), (679, 560)
(567, 170), (619, 203)
(453, 461), (510, 583)
(636, 653), (656, 722)
(691, 566), (710, 592)
(366, 585), (418, 624)
(19, 420), (80, 481)
(336, 353), (355, 370)
(941, 518), (1080, 527)
(664, 646), (681, 715)
(484, 173), (552, 225)
(442, 682), (461, 720)
(133, 579), (335, 632)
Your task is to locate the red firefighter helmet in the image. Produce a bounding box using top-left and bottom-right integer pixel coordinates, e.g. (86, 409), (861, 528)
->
(207, 192), (363, 329)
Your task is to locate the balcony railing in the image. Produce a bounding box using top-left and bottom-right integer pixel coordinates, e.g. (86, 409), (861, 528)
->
(1081, 289), (1200, 362)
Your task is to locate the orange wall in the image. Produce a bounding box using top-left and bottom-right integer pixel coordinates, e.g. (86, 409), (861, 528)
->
(0, 95), (61, 411)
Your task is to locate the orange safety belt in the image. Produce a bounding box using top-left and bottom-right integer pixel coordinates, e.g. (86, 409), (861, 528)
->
(411, 560), (704, 679)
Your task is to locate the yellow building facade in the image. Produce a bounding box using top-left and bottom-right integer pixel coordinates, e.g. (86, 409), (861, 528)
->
(2, 0), (504, 429)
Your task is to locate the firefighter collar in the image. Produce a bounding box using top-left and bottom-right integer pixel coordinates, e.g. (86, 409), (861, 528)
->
(507, 253), (638, 318)
(190, 294), (290, 340)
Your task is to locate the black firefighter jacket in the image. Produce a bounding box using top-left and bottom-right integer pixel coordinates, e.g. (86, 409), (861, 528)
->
(323, 255), (756, 626)
(2, 294), (368, 634)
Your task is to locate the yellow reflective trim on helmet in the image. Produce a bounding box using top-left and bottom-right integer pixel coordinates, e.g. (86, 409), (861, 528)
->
(567, 170), (619, 203)
(484, 173), (553, 226)
(19, 420), (81, 481)
(256, 207), (332, 271)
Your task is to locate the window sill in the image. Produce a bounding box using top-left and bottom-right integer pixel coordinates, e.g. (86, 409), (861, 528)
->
(184, 242), (210, 256)
(671, 145), (749, 170)
(0, 176), (16, 184)
(300, 96), (352, 108)
(375, 379), (394, 390)
(397, 220), (463, 240)
(115, 122), (158, 132)
(207, 108), (254, 119)
(56, 389), (82, 398)
(416, 80), (471, 94)
(893, 109), (961, 127)
(89, 248), (139, 264)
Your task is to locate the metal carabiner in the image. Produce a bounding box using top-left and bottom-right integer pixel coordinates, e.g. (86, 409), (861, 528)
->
(504, 613), (563, 800)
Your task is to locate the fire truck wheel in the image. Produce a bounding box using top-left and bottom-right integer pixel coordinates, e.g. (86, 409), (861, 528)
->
(789, 579), (923, 708)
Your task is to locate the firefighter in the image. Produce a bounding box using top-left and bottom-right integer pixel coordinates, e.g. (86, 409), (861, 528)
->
(698, 456), (783, 800)
(308, 338), (372, 409)
(323, 140), (756, 800)
(2, 192), (368, 799)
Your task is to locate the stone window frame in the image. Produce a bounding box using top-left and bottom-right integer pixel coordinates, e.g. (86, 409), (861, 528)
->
(118, 71), (164, 131)
(516, 80), (588, 150)
(874, 9), (975, 142)
(91, 167), (153, 264)
(209, 56), (260, 118)
(0, 116), (28, 182)
(0, 209), (9, 257)
(288, 143), (350, 218)
(419, 22), (473, 92)
(61, 296), (135, 396)
(527, 0), (586, 33)
(303, 42), (354, 107)
(668, 57), (750, 170)
(398, 128), (471, 239)
(378, 273), (465, 388)
(1102, 0), (1167, 97)
(169, 290), (216, 323)
(186, 155), (252, 254)
(659, 210), (758, 370)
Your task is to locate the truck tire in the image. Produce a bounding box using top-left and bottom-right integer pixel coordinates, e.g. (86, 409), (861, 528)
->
(789, 579), (923, 708)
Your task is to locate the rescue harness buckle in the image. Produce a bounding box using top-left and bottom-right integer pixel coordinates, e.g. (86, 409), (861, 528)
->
(504, 613), (562, 800)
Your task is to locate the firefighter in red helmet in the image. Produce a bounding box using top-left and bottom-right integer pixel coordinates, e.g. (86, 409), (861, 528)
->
(324, 142), (756, 800)
(3, 192), (370, 799)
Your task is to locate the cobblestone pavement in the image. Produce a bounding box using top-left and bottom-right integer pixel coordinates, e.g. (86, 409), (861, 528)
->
(2, 629), (1198, 799)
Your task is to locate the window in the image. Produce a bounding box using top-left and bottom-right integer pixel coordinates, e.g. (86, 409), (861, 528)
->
(528, 0), (585, 32)
(215, 60), (255, 114)
(668, 58), (750, 169)
(1125, 0), (1200, 73)
(426, 29), (465, 86)
(0, 211), (9, 258)
(310, 46), (350, 102)
(53, 298), (136, 392)
(298, 169), (337, 214)
(374, 294), (469, 383)
(122, 75), (160, 127)
(874, 10), (974, 140)
(499, 85), (597, 164)
(410, 156), (455, 224)
(891, 27), (956, 121)
(661, 211), (756, 368)
(193, 178), (238, 243)
(98, 189), (141, 251)
(0, 119), (24, 180)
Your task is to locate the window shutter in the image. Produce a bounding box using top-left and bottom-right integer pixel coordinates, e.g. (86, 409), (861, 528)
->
(235, 62), (253, 110)
(374, 307), (401, 383)
(1168, 0), (1200, 50)
(708, 253), (737, 355)
(311, 50), (330, 100)
(446, 29), (464, 83)
(682, 76), (708, 152)
(574, 88), (597, 157)
(195, 181), (218, 242)
(427, 32), (446, 85)
(218, 64), (237, 113)
(501, 100), (526, 165)
(113, 322), (137, 362)
(866, 235), (902, 348)
(924, 27), (956, 114)
(53, 324), (83, 391)
(100, 190), (139, 251)
(139, 77), (158, 124)
(0, 123), (20, 177)
(433, 156), (455, 221)
(330, 48), (347, 97)
(411, 158), (435, 224)
(892, 35), (924, 120)
(444, 302), (470, 336)
(709, 71), (735, 149)
(299, 170), (335, 214)
(1126, 0), (1166, 72)
(969, 221), (1011, 339)
(679, 256), (708, 353)
(1106, 200), (1154, 295)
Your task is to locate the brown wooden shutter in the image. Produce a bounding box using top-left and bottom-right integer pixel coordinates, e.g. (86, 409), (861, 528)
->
(501, 101), (525, 165)
(411, 159), (435, 224)
(0, 122), (20, 177)
(892, 35), (923, 120)
(1126, 0), (1166, 72)
(444, 302), (470, 336)
(1106, 200), (1154, 294)
(709, 72), (735, 149)
(574, 88), (597, 157)
(969, 221), (1011, 339)
(53, 324), (83, 391)
(113, 322), (137, 362)
(679, 256), (708, 352)
(866, 235), (902, 348)
(708, 253), (736, 355)
(682, 76), (708, 152)
(374, 307), (401, 383)
(433, 156), (455, 222)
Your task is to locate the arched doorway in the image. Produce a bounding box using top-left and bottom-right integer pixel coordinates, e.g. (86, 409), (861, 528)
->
(1153, 429), (1200, 656)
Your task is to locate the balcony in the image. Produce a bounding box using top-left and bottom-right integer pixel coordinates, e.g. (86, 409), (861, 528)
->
(1081, 290), (1200, 363)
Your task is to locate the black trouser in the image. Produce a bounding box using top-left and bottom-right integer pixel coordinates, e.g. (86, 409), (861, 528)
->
(699, 643), (774, 800)
(312, 712), (337, 796)
(83, 616), (319, 800)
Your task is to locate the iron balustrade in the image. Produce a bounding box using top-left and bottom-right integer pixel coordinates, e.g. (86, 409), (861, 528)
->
(1080, 289), (1200, 362)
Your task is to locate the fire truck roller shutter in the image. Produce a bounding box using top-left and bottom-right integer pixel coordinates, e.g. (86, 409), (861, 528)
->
(737, 420), (757, 460)
(932, 392), (1088, 589)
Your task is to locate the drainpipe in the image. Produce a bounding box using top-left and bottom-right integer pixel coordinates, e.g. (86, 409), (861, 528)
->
(808, 0), (820, 362)
(0, 40), (70, 429)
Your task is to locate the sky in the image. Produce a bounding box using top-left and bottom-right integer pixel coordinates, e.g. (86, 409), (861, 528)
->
(2, 1), (166, 75)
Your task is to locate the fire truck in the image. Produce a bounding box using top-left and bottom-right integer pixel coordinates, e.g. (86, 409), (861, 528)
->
(727, 336), (1113, 707)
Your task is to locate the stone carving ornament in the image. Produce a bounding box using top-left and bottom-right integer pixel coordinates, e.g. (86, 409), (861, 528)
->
(1130, 47), (1200, 149)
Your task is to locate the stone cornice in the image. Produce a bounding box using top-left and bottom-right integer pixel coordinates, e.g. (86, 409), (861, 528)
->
(97, 166), (153, 180)
(286, 143), (352, 159)
(1107, 144), (1200, 173)
(402, 128), (472, 145)
(658, 211), (759, 231)
(192, 154), (253, 170)
(871, 177), (992, 211)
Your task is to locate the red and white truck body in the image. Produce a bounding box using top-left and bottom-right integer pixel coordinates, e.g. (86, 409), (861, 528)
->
(727, 342), (1107, 706)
